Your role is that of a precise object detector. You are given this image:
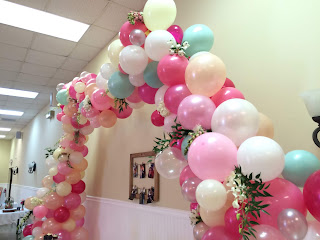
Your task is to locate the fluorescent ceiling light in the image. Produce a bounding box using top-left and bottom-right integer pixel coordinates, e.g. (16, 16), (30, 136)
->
(0, 1), (89, 42)
(0, 109), (24, 116)
(0, 87), (38, 99)
(0, 128), (11, 132)
(0, 135), (6, 138)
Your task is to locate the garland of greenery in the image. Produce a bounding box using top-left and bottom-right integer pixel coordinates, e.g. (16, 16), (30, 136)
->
(16, 211), (33, 235)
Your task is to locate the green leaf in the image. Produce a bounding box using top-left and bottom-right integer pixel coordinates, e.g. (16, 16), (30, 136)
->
(255, 173), (261, 179)
(249, 173), (253, 180)
(262, 209), (270, 215)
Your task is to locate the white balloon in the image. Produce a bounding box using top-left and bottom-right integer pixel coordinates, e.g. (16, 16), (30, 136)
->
(196, 179), (227, 211)
(155, 147), (187, 179)
(108, 39), (124, 68)
(80, 71), (89, 78)
(129, 73), (145, 87)
(155, 85), (169, 106)
(237, 136), (285, 182)
(211, 99), (259, 146)
(144, 30), (176, 61)
(127, 100), (145, 109)
(32, 227), (43, 237)
(100, 63), (116, 80)
(45, 155), (57, 169)
(303, 221), (320, 240)
(119, 45), (148, 75)
(96, 73), (108, 90)
(36, 187), (50, 198)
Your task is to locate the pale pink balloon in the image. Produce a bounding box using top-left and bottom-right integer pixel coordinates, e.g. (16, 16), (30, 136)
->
(56, 229), (71, 240)
(249, 225), (286, 240)
(76, 218), (85, 227)
(64, 193), (81, 210)
(57, 162), (73, 175)
(90, 89), (112, 111)
(33, 205), (48, 219)
(164, 84), (191, 114)
(211, 87), (245, 107)
(80, 125), (94, 135)
(61, 115), (71, 125)
(85, 107), (100, 119)
(53, 173), (66, 184)
(179, 165), (197, 186)
(164, 114), (177, 133)
(126, 87), (141, 103)
(42, 218), (61, 234)
(181, 177), (202, 202)
(155, 85), (169, 106)
(90, 116), (101, 128)
(188, 132), (238, 181)
(177, 95), (216, 130)
(129, 73), (145, 87)
(81, 146), (88, 157)
(70, 227), (89, 240)
(201, 226), (233, 240)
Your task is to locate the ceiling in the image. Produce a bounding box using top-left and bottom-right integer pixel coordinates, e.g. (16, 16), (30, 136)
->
(0, 0), (147, 139)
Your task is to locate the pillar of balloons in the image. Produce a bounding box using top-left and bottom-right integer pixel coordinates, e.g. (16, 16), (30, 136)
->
(22, 0), (320, 239)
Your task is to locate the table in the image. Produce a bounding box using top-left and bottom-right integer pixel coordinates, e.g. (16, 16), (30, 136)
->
(0, 210), (29, 226)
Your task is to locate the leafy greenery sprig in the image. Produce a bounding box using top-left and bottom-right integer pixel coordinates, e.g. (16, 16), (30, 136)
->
(114, 98), (129, 113)
(231, 166), (272, 240)
(128, 11), (144, 25)
(16, 211), (33, 235)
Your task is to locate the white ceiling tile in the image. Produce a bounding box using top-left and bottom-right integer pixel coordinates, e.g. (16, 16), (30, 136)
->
(61, 58), (88, 72)
(0, 58), (22, 72)
(6, 96), (35, 104)
(26, 50), (67, 68)
(70, 44), (100, 61)
(0, 101), (6, 106)
(17, 73), (50, 85)
(21, 63), (57, 78)
(0, 43), (27, 61)
(0, 24), (34, 48)
(111, 0), (147, 11)
(95, 2), (130, 31)
(0, 70), (19, 81)
(46, 0), (109, 24)
(12, 81), (54, 94)
(5, 101), (32, 109)
(7, 0), (49, 10)
(31, 34), (77, 56)
(47, 78), (67, 87)
(36, 92), (50, 101)
(0, 80), (15, 88)
(80, 25), (116, 48)
(53, 69), (78, 81)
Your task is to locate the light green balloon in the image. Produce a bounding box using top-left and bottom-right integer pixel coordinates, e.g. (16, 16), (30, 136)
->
(108, 71), (134, 99)
(23, 236), (34, 240)
(182, 24), (214, 57)
(144, 61), (163, 88)
(56, 89), (69, 105)
(181, 135), (192, 160)
(282, 150), (320, 187)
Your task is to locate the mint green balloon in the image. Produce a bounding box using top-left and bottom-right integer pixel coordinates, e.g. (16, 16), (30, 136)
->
(283, 150), (320, 187)
(108, 71), (134, 99)
(182, 24), (214, 57)
(56, 89), (69, 105)
(23, 236), (34, 240)
(144, 61), (163, 88)
(181, 135), (192, 160)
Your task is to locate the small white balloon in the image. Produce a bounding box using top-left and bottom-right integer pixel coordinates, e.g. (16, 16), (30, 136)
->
(56, 83), (65, 92)
(80, 71), (89, 78)
(36, 187), (50, 198)
(32, 227), (43, 237)
(100, 63), (116, 80)
(155, 85), (169, 106)
(46, 155), (57, 169)
(129, 29), (146, 46)
(74, 82), (86, 93)
(96, 73), (108, 90)
(129, 73), (145, 87)
(119, 45), (148, 75)
(127, 100), (145, 109)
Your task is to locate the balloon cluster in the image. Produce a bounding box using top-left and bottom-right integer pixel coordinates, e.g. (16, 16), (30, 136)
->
(23, 0), (320, 239)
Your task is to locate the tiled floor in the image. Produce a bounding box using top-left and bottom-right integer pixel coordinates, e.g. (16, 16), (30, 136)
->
(0, 224), (18, 240)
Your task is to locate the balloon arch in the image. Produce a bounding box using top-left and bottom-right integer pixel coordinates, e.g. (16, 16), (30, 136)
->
(22, 0), (320, 239)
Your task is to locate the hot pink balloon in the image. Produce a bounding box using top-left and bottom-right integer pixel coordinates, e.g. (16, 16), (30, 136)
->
(56, 230), (71, 240)
(72, 180), (86, 194)
(57, 162), (73, 176)
(180, 165), (197, 186)
(53, 173), (66, 184)
(222, 78), (235, 88)
(164, 114), (177, 133)
(190, 203), (198, 211)
(167, 25), (184, 43)
(164, 84), (191, 114)
(69, 85), (77, 99)
(257, 178), (307, 227)
(224, 207), (242, 239)
(127, 87), (141, 103)
(111, 106), (133, 119)
(33, 205), (48, 219)
(211, 87), (245, 107)
(170, 137), (183, 150)
(202, 226), (233, 240)
(76, 218), (85, 227)
(46, 209), (55, 218)
(157, 54), (188, 86)
(31, 221), (43, 231)
(177, 95), (216, 130)
(91, 89), (112, 111)
(151, 110), (164, 127)
(70, 141), (85, 152)
(81, 145), (88, 157)
(304, 170), (320, 221)
(119, 21), (147, 47)
(23, 224), (32, 237)
(56, 112), (64, 121)
(138, 83), (157, 104)
(77, 93), (85, 102)
(64, 193), (81, 210)
(54, 207), (70, 223)
(188, 132), (238, 181)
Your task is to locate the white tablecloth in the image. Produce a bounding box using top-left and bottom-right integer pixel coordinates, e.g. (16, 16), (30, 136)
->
(0, 210), (28, 226)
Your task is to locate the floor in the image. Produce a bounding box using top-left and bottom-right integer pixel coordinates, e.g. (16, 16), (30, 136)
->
(0, 224), (19, 240)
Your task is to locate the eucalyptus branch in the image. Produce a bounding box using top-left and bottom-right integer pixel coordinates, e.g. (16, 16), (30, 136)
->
(114, 98), (129, 113)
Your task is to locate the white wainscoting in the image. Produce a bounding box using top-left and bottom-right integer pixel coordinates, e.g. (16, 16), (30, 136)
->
(0, 184), (193, 240)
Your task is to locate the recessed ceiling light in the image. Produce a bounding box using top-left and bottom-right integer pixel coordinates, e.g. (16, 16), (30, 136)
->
(0, 87), (38, 99)
(0, 135), (6, 138)
(0, 109), (24, 116)
(0, 128), (11, 132)
(0, 1), (89, 42)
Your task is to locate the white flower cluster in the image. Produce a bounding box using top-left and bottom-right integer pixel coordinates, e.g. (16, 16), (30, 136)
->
(226, 171), (247, 209)
(157, 101), (170, 117)
(168, 40), (190, 56)
(82, 95), (91, 111)
(189, 208), (201, 226)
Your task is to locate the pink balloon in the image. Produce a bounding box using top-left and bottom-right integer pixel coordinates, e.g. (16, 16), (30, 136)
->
(53, 173), (66, 184)
(31, 221), (43, 231)
(42, 218), (61, 234)
(46, 209), (55, 218)
(257, 178), (307, 227)
(81, 145), (88, 157)
(85, 107), (100, 119)
(170, 137), (183, 150)
(222, 78), (235, 88)
(181, 177), (202, 202)
(76, 218), (85, 227)
(179, 165), (197, 186)
(86, 79), (96, 85)
(61, 115), (71, 125)
(69, 85), (77, 99)
(111, 106), (133, 119)
(119, 21), (147, 47)
(33, 205), (48, 219)
(23, 224), (33, 237)
(151, 110), (164, 127)
(164, 114), (177, 133)
(224, 207), (242, 239)
(248, 225), (286, 240)
(56, 112), (64, 121)
(127, 87), (141, 103)
(138, 83), (157, 104)
(58, 162), (73, 176)
(90, 89), (112, 111)
(164, 84), (191, 114)
(71, 115), (86, 129)
(201, 226), (233, 240)
(70, 227), (89, 240)
(54, 207), (70, 223)
(72, 180), (86, 194)
(70, 141), (85, 152)
(167, 25), (184, 43)
(158, 54), (189, 86)
(190, 203), (198, 211)
(177, 95), (216, 130)
(56, 229), (71, 240)
(60, 138), (70, 148)
(90, 116), (101, 128)
(77, 93), (85, 103)
(188, 132), (238, 181)
(304, 170), (320, 221)
(211, 87), (245, 107)
(64, 193), (81, 210)
(118, 63), (128, 75)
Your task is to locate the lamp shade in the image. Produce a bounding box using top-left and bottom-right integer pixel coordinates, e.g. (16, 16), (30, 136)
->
(301, 89), (320, 117)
